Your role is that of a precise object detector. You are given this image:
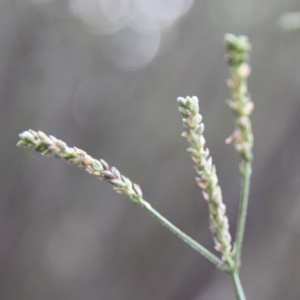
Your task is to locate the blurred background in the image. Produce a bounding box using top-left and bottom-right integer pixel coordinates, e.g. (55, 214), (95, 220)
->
(1, 0), (300, 299)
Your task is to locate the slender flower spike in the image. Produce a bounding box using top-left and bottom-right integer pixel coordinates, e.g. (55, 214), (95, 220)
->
(224, 34), (253, 163)
(17, 130), (143, 203)
(17, 129), (224, 268)
(177, 96), (233, 265)
(224, 34), (254, 272)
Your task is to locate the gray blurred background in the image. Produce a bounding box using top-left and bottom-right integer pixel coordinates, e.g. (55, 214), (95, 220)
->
(2, 0), (300, 299)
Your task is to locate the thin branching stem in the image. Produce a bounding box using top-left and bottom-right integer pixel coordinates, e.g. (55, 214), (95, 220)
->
(17, 32), (255, 300)
(139, 199), (223, 266)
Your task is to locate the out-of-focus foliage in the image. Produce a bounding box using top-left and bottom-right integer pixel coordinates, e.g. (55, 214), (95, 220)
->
(2, 0), (300, 299)
(279, 11), (300, 32)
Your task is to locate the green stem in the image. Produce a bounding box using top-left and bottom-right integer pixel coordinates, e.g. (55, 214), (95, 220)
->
(231, 272), (246, 300)
(234, 161), (252, 268)
(138, 198), (223, 267)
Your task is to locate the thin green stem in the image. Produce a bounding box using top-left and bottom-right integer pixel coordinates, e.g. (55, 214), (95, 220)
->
(234, 161), (252, 268)
(231, 272), (246, 300)
(138, 198), (223, 267)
